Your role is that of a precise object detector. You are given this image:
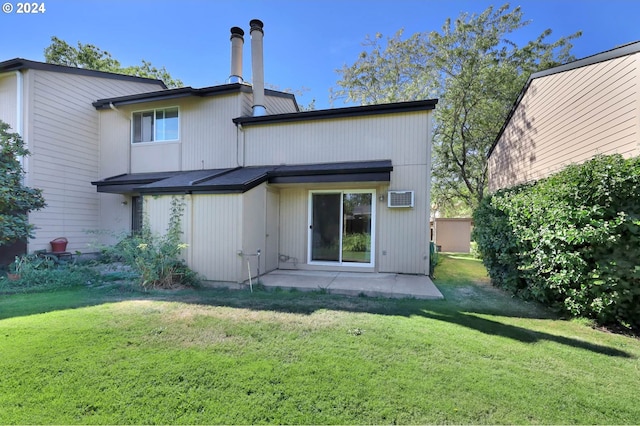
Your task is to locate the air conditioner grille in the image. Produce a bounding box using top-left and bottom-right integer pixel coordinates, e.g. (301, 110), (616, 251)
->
(388, 191), (414, 208)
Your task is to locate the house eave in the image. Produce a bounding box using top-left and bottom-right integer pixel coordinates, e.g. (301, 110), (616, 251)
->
(92, 160), (393, 195)
(233, 99), (438, 126)
(0, 57), (167, 88)
(93, 84), (297, 110)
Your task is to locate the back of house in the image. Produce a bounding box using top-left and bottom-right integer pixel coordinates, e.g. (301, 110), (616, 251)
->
(1, 21), (438, 285)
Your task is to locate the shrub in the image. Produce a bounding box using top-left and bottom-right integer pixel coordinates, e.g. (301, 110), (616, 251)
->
(104, 196), (199, 289)
(473, 154), (640, 332)
(1, 254), (99, 293)
(342, 233), (371, 252)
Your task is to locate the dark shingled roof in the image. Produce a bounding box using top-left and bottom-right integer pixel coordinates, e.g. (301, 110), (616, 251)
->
(0, 58), (167, 88)
(92, 160), (393, 194)
(93, 84), (296, 110)
(233, 100), (438, 126)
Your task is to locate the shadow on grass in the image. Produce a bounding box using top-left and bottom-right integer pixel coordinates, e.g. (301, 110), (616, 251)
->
(419, 310), (632, 358)
(0, 274), (634, 360)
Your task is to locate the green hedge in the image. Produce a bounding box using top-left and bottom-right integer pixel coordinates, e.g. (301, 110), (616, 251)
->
(473, 154), (640, 331)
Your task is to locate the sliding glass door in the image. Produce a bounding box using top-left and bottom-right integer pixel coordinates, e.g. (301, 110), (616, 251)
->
(309, 190), (375, 266)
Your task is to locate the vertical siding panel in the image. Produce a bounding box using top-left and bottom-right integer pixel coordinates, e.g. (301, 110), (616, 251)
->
(0, 73), (17, 130)
(278, 187), (307, 269)
(181, 95), (242, 170)
(190, 194), (242, 282)
(241, 184), (267, 281)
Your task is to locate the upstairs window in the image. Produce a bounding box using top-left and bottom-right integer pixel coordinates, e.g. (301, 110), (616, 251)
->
(132, 107), (179, 143)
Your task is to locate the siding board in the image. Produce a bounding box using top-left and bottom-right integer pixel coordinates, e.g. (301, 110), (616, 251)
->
(490, 52), (640, 191)
(27, 69), (164, 252)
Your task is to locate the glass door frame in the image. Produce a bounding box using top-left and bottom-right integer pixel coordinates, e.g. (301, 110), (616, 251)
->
(307, 189), (376, 268)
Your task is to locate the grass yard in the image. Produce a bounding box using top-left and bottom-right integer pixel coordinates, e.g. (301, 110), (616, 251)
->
(1, 255), (639, 424)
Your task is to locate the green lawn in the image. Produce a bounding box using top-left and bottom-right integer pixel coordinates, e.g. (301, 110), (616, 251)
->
(0, 255), (639, 424)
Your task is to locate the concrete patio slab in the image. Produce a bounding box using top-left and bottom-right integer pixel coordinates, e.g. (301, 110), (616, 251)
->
(256, 270), (443, 299)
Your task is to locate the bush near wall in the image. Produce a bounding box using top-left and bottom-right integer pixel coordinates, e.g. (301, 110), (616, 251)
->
(473, 154), (640, 332)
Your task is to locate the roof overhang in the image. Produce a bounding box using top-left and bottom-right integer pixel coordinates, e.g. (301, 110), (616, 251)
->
(92, 160), (393, 195)
(93, 84), (296, 110)
(233, 99), (437, 126)
(0, 57), (167, 88)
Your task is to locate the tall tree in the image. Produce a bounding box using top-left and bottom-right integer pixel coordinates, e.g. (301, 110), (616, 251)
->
(44, 36), (183, 88)
(332, 4), (581, 213)
(0, 121), (46, 246)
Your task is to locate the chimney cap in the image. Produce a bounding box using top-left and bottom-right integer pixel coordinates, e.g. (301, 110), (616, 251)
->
(230, 26), (245, 37)
(250, 19), (264, 33)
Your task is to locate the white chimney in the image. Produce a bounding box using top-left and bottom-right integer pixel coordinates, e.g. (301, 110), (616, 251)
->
(228, 26), (244, 83)
(250, 19), (266, 116)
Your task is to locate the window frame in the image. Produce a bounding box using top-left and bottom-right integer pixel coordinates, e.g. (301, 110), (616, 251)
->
(131, 106), (180, 144)
(307, 189), (376, 268)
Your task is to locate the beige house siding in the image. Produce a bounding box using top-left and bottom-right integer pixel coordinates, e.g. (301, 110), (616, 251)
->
(144, 188), (275, 283)
(241, 111), (432, 274)
(240, 90), (298, 116)
(146, 194), (243, 283)
(378, 167), (430, 274)
(103, 95), (245, 175)
(23, 69), (163, 252)
(490, 52), (640, 191)
(244, 114), (416, 165)
(241, 184), (267, 281)
(0, 73), (18, 131)
(277, 186), (308, 269)
(180, 95), (243, 170)
(432, 218), (473, 253)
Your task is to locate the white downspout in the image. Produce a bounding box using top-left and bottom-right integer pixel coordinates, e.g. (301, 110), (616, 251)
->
(14, 71), (25, 179)
(236, 123), (245, 167)
(109, 102), (132, 174)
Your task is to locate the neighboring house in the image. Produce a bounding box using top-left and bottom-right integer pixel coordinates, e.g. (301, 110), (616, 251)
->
(431, 218), (473, 253)
(2, 20), (438, 283)
(0, 58), (166, 256)
(488, 41), (640, 192)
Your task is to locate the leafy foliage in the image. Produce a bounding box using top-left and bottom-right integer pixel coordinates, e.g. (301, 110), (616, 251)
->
(332, 4), (580, 212)
(0, 121), (46, 246)
(103, 197), (198, 289)
(341, 233), (371, 252)
(473, 154), (640, 332)
(1, 254), (99, 293)
(44, 36), (183, 88)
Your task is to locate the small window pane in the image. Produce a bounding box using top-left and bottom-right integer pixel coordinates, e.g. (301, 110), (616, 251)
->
(132, 108), (177, 143)
(133, 111), (154, 143)
(157, 107), (179, 141)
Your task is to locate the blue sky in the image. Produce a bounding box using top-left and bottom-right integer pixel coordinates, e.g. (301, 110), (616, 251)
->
(1, 0), (638, 109)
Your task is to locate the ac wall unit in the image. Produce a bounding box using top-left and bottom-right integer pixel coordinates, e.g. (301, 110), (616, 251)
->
(388, 191), (414, 208)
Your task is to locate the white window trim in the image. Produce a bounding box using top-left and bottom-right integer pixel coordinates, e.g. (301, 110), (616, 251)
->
(307, 189), (376, 268)
(131, 106), (180, 144)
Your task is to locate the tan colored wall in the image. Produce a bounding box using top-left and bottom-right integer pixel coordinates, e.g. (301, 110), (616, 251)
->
(490, 52), (640, 191)
(24, 69), (163, 253)
(245, 111), (433, 275)
(241, 184), (267, 281)
(102, 95), (244, 175)
(145, 194), (242, 283)
(240, 91), (298, 116)
(276, 180), (430, 275)
(0, 73), (18, 131)
(433, 218), (472, 253)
